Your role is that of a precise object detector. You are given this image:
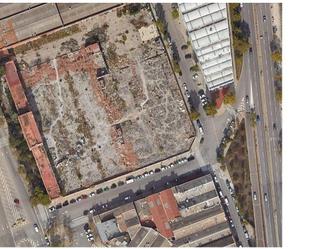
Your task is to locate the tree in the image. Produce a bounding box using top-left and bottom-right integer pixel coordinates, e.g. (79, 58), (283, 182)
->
(30, 186), (51, 206)
(189, 110), (200, 120)
(0, 65), (5, 78)
(171, 8), (179, 19)
(156, 20), (165, 34)
(271, 51), (282, 63)
(128, 3), (141, 15)
(190, 64), (200, 72)
(224, 93), (236, 105)
(111, 183), (117, 189)
(118, 181), (124, 186)
(275, 89), (282, 103)
(204, 102), (217, 116)
(173, 60), (181, 74)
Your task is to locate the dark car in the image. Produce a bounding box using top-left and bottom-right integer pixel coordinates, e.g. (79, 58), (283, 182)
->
(185, 53), (192, 59)
(96, 188), (104, 194)
(63, 200), (69, 207)
(154, 168), (161, 173)
(55, 203), (62, 209)
(273, 123), (277, 129)
(256, 115), (260, 121)
(83, 210), (89, 216)
(70, 199), (76, 204)
(187, 155), (195, 161)
(249, 47), (253, 53)
(14, 198), (20, 205)
(263, 15), (266, 22)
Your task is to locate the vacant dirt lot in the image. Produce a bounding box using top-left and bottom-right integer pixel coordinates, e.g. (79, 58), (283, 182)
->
(15, 6), (194, 193)
(224, 120), (254, 226)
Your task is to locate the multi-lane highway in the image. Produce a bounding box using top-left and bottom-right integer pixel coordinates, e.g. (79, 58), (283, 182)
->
(241, 3), (282, 247)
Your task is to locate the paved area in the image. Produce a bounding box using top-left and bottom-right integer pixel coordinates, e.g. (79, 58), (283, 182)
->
(241, 3), (282, 246)
(0, 126), (46, 246)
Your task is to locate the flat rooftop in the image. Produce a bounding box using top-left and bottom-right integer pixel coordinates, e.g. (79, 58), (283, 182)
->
(179, 3), (234, 91)
(18, 111), (43, 149)
(170, 204), (223, 231)
(173, 221), (230, 247)
(200, 234), (235, 247)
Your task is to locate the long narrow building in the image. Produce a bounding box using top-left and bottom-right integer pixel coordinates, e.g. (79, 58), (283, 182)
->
(4, 60), (61, 199)
(179, 3), (234, 92)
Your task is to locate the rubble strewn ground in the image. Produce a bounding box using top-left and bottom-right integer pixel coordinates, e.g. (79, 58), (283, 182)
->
(15, 6), (195, 193)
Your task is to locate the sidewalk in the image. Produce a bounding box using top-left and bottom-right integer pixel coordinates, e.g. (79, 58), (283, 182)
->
(50, 148), (194, 206)
(270, 3), (282, 41)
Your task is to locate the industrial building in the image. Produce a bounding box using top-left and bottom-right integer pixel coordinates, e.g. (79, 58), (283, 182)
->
(179, 3), (235, 92)
(92, 174), (234, 247)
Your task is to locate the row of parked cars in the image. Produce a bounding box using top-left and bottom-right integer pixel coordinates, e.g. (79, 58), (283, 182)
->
(125, 156), (194, 184)
(49, 188), (105, 212)
(84, 223), (94, 242)
(49, 154), (195, 213)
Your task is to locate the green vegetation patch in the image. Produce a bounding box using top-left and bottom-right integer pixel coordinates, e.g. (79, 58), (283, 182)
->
(223, 120), (254, 226)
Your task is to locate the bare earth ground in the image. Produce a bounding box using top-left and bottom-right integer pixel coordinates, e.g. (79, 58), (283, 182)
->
(15, 6), (195, 193)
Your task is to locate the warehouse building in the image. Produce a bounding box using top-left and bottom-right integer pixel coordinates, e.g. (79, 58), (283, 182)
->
(179, 3), (234, 92)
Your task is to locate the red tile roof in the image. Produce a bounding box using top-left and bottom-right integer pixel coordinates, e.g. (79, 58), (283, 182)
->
(146, 189), (180, 238)
(4, 61), (29, 111)
(18, 112), (43, 149)
(32, 145), (61, 199)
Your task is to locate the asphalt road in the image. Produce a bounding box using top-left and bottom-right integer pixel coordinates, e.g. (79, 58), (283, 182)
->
(50, 158), (202, 221)
(0, 126), (46, 246)
(241, 3), (282, 246)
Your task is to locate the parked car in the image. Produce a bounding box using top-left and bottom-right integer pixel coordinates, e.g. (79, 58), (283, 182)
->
(124, 196), (131, 201)
(249, 47), (253, 53)
(187, 155), (195, 161)
(48, 206), (55, 212)
(245, 95), (249, 104)
(70, 199), (76, 204)
(256, 114), (260, 121)
(14, 198), (20, 205)
(83, 210), (89, 216)
(154, 168), (161, 173)
(33, 224), (39, 233)
(185, 53), (192, 59)
(253, 191), (257, 201)
(76, 196), (82, 202)
(89, 207), (95, 214)
(224, 197), (229, 206)
(45, 235), (50, 246)
(96, 188), (104, 194)
(263, 15), (266, 22)
(89, 192), (95, 197)
(55, 203), (62, 209)
(192, 73), (199, 80)
(63, 200), (69, 207)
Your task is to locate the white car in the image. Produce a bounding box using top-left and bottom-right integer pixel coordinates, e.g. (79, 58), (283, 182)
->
(192, 73), (199, 80)
(33, 224), (39, 233)
(48, 206), (55, 212)
(253, 192), (257, 201)
(89, 192), (95, 197)
(224, 197), (229, 206)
